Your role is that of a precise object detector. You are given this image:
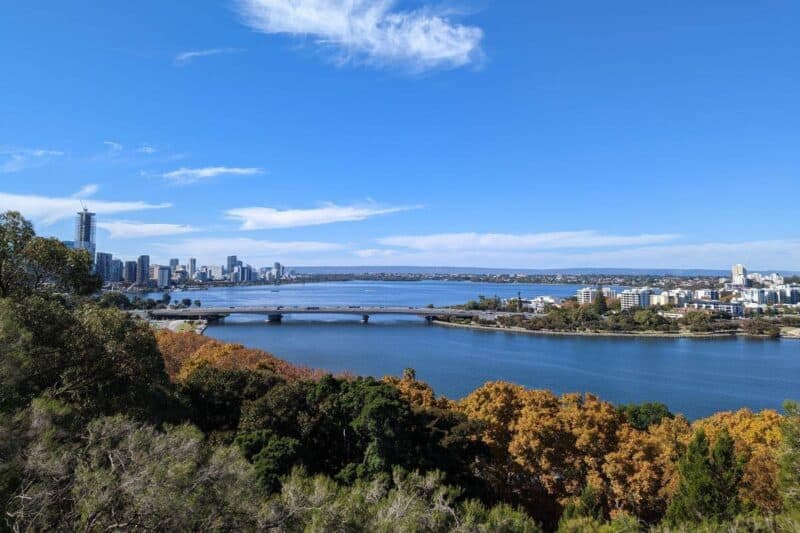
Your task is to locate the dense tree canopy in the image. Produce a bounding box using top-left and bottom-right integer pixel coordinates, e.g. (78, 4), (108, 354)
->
(0, 211), (797, 532)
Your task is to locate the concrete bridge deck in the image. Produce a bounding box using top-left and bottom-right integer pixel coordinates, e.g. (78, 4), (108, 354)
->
(147, 305), (539, 323)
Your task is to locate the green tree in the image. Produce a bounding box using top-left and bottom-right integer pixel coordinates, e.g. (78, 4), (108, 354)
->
(593, 288), (608, 315)
(619, 402), (674, 431)
(0, 212), (100, 299)
(666, 428), (743, 525)
(0, 211), (35, 298)
(780, 400), (800, 511)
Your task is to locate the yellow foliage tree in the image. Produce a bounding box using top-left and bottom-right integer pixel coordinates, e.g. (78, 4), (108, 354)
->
(382, 371), (452, 410)
(602, 416), (691, 521)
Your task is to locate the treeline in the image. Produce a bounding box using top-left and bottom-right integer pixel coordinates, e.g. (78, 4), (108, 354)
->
(1, 211), (800, 531)
(454, 297), (788, 337)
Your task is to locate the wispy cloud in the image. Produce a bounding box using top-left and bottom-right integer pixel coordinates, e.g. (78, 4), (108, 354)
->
(0, 146), (64, 173)
(158, 237), (344, 264)
(137, 143), (157, 154)
(377, 231), (681, 251)
(226, 202), (421, 230)
(98, 220), (199, 239)
(0, 187), (170, 225)
(158, 166), (263, 185)
(235, 0), (484, 71)
(72, 184), (99, 198)
(174, 47), (244, 66)
(342, 236), (800, 270)
(103, 140), (123, 152)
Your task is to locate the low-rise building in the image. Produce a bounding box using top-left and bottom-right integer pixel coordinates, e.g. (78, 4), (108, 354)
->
(685, 300), (744, 317)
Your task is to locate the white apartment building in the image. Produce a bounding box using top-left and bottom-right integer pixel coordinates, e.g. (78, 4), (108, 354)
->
(686, 300), (744, 317)
(577, 287), (599, 305)
(732, 264), (747, 286)
(694, 289), (720, 301)
(620, 288), (653, 310)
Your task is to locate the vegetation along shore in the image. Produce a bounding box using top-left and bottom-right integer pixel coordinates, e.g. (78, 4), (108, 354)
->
(2, 211), (800, 532)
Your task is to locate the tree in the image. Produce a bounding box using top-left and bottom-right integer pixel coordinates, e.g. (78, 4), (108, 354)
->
(665, 428), (743, 525)
(0, 210), (35, 298)
(0, 212), (100, 299)
(593, 287), (608, 315)
(619, 402), (673, 431)
(780, 400), (800, 511)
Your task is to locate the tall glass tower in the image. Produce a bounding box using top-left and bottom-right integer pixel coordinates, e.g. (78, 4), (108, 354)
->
(74, 208), (96, 265)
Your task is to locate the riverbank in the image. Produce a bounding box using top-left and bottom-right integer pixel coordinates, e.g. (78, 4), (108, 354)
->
(432, 319), (764, 339)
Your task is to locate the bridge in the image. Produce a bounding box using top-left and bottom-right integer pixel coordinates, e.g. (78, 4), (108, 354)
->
(147, 305), (538, 324)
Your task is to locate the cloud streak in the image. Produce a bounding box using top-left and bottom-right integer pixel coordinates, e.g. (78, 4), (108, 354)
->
(235, 0), (483, 71)
(226, 202), (421, 230)
(174, 47), (244, 66)
(158, 166), (263, 185)
(377, 231), (681, 251)
(158, 237), (344, 264)
(0, 147), (64, 173)
(0, 188), (170, 225)
(98, 220), (199, 239)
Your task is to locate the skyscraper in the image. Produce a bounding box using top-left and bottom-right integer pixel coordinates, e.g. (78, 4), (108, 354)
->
(123, 261), (138, 283)
(74, 209), (96, 265)
(189, 257), (197, 278)
(169, 258), (179, 273)
(110, 259), (123, 282)
(95, 252), (113, 281)
(136, 255), (150, 286)
(227, 255), (238, 276)
(732, 264), (748, 286)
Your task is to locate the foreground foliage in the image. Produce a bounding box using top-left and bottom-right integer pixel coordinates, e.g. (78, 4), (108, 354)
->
(0, 211), (798, 531)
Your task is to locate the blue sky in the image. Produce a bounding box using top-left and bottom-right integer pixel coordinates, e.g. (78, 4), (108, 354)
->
(1, 1), (798, 270)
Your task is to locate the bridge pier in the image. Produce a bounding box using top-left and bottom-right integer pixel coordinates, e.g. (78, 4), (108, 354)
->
(267, 314), (283, 324)
(361, 314), (370, 324)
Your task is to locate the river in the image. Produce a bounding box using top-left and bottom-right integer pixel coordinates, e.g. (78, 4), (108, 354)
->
(163, 281), (799, 419)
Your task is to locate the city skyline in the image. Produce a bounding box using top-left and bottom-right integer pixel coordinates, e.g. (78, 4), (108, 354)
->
(2, 1), (799, 269)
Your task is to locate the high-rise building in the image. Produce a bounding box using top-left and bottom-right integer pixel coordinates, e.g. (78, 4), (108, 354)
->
(274, 262), (283, 281)
(227, 255), (238, 275)
(110, 259), (123, 282)
(732, 264), (748, 286)
(188, 258), (197, 278)
(123, 261), (138, 283)
(74, 209), (96, 265)
(136, 255), (150, 286)
(95, 252), (113, 281)
(157, 266), (171, 289)
(169, 258), (179, 273)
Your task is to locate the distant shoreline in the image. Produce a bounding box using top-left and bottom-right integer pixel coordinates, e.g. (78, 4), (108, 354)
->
(432, 320), (790, 340)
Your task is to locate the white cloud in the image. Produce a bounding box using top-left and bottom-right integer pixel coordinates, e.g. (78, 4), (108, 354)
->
(377, 231), (681, 251)
(158, 166), (263, 185)
(226, 202), (421, 230)
(0, 147), (64, 173)
(0, 189), (170, 226)
(235, 0), (484, 70)
(72, 184), (99, 198)
(174, 47), (244, 66)
(103, 140), (123, 152)
(137, 144), (157, 154)
(158, 237), (344, 264)
(98, 220), (199, 239)
(355, 248), (398, 258)
(341, 238), (800, 270)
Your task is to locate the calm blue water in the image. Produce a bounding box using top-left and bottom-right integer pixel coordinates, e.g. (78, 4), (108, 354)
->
(166, 281), (799, 419)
